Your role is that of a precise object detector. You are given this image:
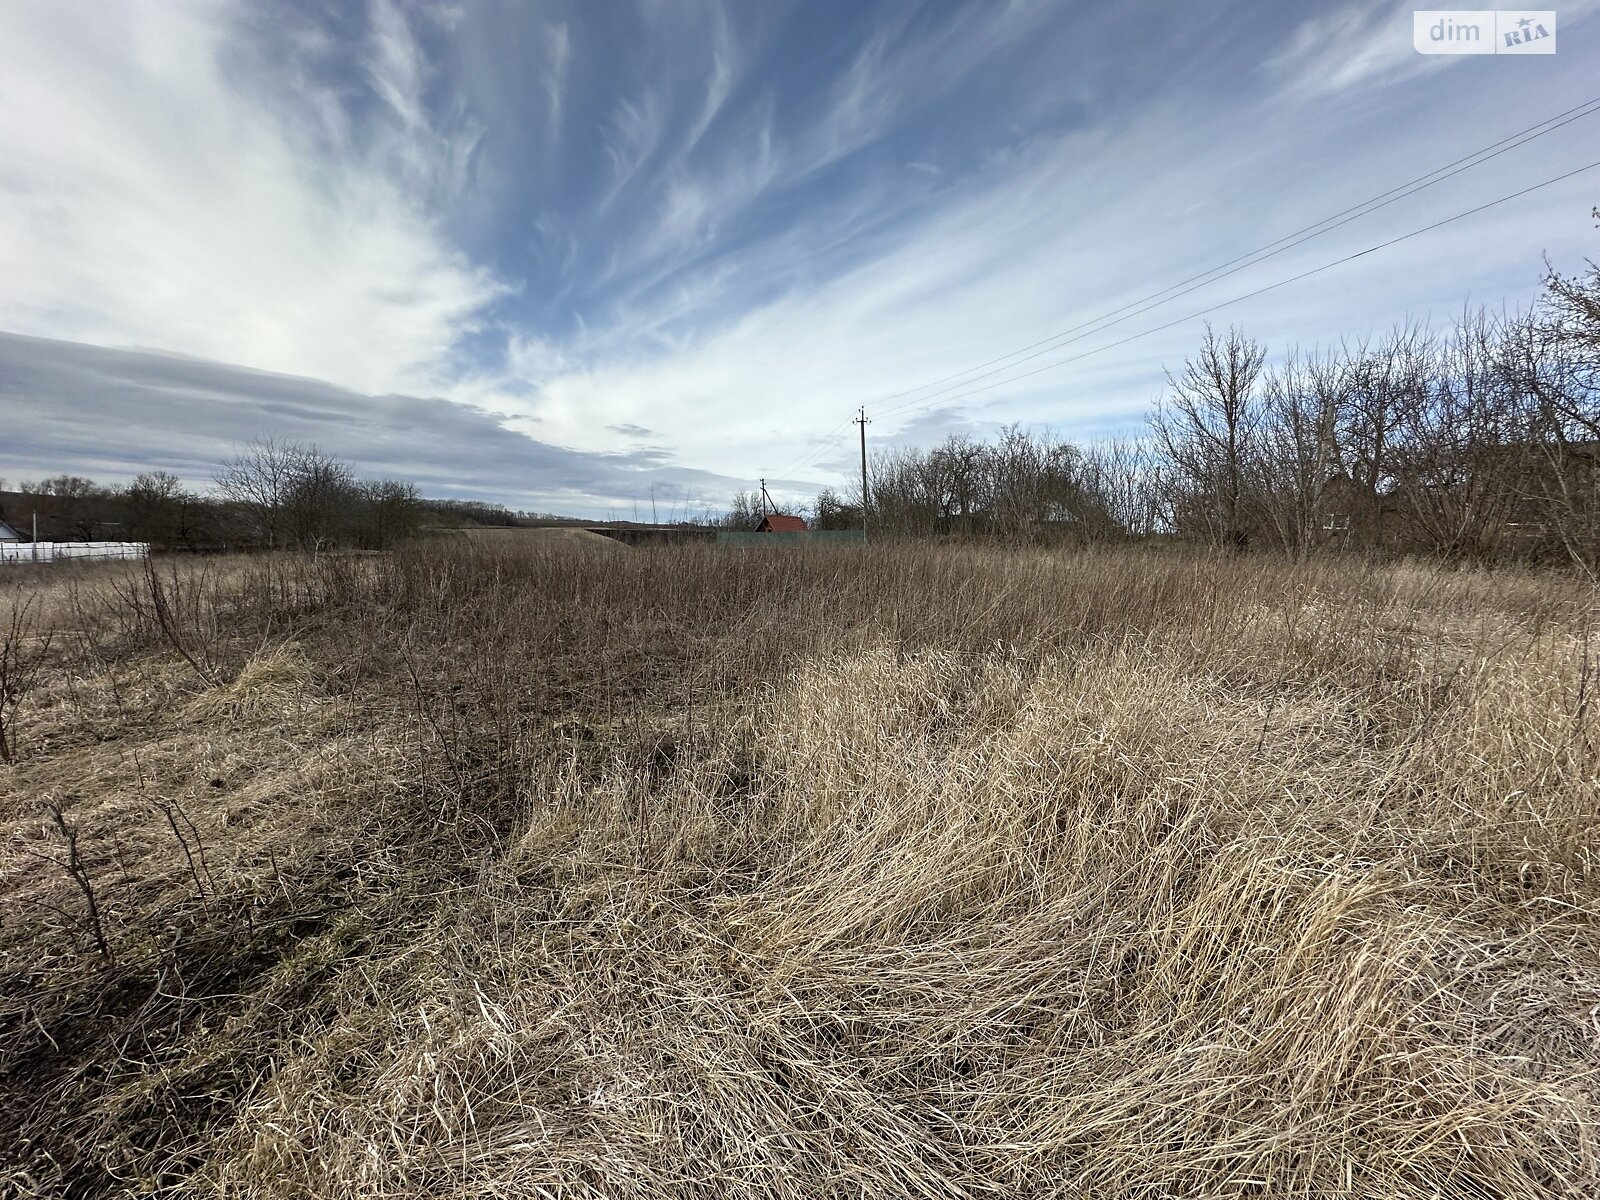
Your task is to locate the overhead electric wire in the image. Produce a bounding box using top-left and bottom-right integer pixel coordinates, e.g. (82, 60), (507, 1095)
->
(866, 98), (1600, 424)
(767, 414), (857, 484)
(766, 98), (1600, 486)
(863, 156), (1600, 423)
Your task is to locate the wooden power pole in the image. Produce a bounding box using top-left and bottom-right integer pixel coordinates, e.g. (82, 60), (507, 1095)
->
(854, 408), (870, 541)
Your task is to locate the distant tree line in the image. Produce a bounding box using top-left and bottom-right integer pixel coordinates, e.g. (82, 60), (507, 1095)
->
(0, 439), (508, 552)
(422, 498), (522, 527)
(842, 428), (1157, 542)
(750, 258), (1600, 573)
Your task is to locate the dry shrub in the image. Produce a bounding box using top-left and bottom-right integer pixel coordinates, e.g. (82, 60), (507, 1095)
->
(2, 542), (1598, 1197)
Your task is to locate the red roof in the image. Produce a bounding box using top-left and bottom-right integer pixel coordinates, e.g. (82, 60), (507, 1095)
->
(756, 513), (808, 532)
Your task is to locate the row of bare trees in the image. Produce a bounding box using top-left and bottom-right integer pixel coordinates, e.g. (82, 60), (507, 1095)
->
(4, 442), (424, 551)
(778, 261), (1600, 570)
(1152, 268), (1599, 567)
(5, 471), (214, 546)
(212, 438), (422, 551)
(830, 428), (1158, 542)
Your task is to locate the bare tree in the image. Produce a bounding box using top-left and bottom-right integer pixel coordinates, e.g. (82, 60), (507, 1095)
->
(987, 426), (1058, 539)
(1513, 267), (1600, 573)
(282, 445), (357, 550)
(214, 438), (301, 549)
(1543, 258), (1600, 368)
(1151, 324), (1267, 549)
(1081, 438), (1160, 540)
(1337, 323), (1431, 551)
(18, 474), (111, 539)
(811, 486), (860, 531)
(866, 446), (946, 536)
(1391, 311), (1525, 559)
(929, 434), (989, 535)
(215, 438), (358, 550)
(717, 490), (764, 530)
(1254, 349), (1349, 557)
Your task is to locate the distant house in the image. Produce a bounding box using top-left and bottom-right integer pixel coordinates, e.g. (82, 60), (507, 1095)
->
(755, 513), (808, 533)
(1316, 472), (1419, 547)
(0, 518), (22, 542)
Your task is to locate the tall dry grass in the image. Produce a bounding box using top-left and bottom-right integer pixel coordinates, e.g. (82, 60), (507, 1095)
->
(1, 541), (1597, 1197)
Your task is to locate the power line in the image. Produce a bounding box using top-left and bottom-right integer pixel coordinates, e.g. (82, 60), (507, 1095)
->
(766, 414), (856, 485)
(868, 98), (1600, 423)
(870, 156), (1600, 421)
(764, 97), (1600, 488)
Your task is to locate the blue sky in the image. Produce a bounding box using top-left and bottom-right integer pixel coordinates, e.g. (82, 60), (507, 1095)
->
(2, 0), (1598, 516)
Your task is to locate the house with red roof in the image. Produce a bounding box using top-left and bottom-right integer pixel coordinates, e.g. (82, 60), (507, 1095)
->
(755, 513), (808, 533)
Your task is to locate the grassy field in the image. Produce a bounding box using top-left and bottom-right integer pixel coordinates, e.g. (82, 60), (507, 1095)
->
(2, 542), (1598, 1198)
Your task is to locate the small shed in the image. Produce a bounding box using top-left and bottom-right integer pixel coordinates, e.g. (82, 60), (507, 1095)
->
(0, 519), (22, 542)
(755, 513), (807, 533)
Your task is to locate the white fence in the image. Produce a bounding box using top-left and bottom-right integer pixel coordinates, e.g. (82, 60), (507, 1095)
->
(0, 541), (149, 566)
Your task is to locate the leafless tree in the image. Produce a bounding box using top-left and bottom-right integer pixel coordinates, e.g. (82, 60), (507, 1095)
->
(810, 486), (860, 531)
(856, 428), (1131, 542)
(864, 446), (945, 536)
(1390, 311), (1525, 559)
(215, 438), (358, 550)
(1336, 323), (1431, 551)
(1081, 438), (1160, 539)
(17, 474), (112, 539)
(282, 445), (357, 550)
(214, 438), (301, 549)
(1513, 266), (1600, 573)
(357, 480), (423, 550)
(1251, 349), (1350, 557)
(1151, 324), (1267, 549)
(1543, 258), (1600, 368)
(717, 490), (765, 529)
(928, 434), (989, 535)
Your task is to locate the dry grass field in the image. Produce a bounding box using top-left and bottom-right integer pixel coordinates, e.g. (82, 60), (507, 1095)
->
(2, 541), (1599, 1198)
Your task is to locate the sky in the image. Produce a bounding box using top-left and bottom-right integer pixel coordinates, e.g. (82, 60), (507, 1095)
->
(2, 0), (1598, 518)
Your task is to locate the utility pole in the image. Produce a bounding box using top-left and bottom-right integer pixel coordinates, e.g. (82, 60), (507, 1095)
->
(650, 482), (658, 525)
(854, 407), (870, 541)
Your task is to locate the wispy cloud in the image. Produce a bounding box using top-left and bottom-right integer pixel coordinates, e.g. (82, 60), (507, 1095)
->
(2, 0), (1597, 515)
(483, 44), (1599, 502)
(600, 94), (667, 208)
(544, 22), (572, 137)
(0, 0), (501, 395)
(367, 0), (429, 128)
(1267, 1), (1432, 96)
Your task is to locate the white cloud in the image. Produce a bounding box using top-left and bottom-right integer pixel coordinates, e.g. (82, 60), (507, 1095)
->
(6, 0), (1598, 518)
(544, 22), (572, 138)
(368, 0), (429, 128)
(1268, 1), (1435, 96)
(0, 0), (502, 396)
(476, 67), (1600, 504)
